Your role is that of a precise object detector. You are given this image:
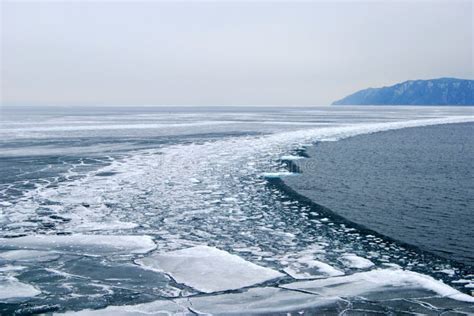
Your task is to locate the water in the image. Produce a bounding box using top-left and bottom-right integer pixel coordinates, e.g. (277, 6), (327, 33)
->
(284, 123), (474, 265)
(0, 105), (473, 314)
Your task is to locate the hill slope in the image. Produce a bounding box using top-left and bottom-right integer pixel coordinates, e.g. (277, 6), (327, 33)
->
(332, 78), (473, 105)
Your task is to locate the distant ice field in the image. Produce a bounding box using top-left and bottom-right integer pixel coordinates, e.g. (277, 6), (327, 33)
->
(0, 105), (473, 314)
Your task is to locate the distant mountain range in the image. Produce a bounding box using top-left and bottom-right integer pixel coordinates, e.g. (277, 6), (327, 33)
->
(332, 78), (473, 105)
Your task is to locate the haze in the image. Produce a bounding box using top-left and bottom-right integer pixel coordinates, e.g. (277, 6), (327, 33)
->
(1, 0), (472, 106)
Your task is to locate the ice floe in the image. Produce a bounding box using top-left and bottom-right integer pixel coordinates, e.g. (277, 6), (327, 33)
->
(339, 253), (375, 269)
(261, 172), (296, 179)
(0, 276), (41, 300)
(59, 299), (188, 315)
(0, 250), (60, 262)
(136, 245), (284, 293)
(74, 221), (139, 232)
(281, 268), (474, 303)
(280, 155), (304, 161)
(0, 235), (156, 256)
(59, 287), (339, 315)
(184, 287), (338, 315)
(283, 258), (344, 280)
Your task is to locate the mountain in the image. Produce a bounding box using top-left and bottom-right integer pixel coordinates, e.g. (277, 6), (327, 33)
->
(332, 78), (473, 105)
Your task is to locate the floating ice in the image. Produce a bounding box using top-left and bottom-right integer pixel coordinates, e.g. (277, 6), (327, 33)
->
(0, 276), (41, 300)
(284, 258), (344, 280)
(262, 172), (296, 179)
(136, 245), (284, 293)
(280, 155), (304, 161)
(339, 253), (375, 269)
(59, 299), (188, 315)
(0, 235), (156, 256)
(0, 265), (26, 272)
(184, 287), (338, 315)
(0, 250), (60, 262)
(74, 221), (139, 232)
(281, 269), (474, 303)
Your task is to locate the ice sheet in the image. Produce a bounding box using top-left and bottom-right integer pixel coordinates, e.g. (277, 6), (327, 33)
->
(0, 235), (156, 255)
(136, 245), (284, 293)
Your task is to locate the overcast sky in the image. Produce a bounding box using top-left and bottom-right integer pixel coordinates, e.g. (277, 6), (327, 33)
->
(1, 0), (472, 106)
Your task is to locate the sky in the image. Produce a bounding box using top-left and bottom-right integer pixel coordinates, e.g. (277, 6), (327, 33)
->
(1, 0), (472, 106)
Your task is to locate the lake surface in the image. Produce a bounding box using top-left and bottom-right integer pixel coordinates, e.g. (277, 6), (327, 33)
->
(0, 106), (473, 314)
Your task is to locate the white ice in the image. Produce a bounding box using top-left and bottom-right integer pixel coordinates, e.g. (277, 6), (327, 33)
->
(59, 299), (188, 315)
(0, 235), (156, 256)
(0, 250), (60, 262)
(0, 276), (41, 300)
(280, 155), (305, 160)
(281, 268), (474, 303)
(136, 245), (284, 293)
(74, 221), (139, 232)
(60, 287), (338, 315)
(261, 172), (296, 179)
(339, 253), (375, 269)
(284, 258), (344, 280)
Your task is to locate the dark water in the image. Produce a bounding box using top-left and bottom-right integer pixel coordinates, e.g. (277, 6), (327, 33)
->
(285, 123), (474, 266)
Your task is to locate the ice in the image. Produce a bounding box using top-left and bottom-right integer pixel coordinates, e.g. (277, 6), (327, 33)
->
(280, 155), (304, 160)
(3, 109), (474, 312)
(0, 265), (26, 272)
(281, 268), (474, 303)
(74, 221), (139, 231)
(439, 268), (456, 276)
(184, 287), (339, 314)
(59, 299), (188, 315)
(60, 287), (339, 315)
(284, 258), (344, 279)
(136, 245), (284, 293)
(0, 276), (41, 300)
(0, 250), (60, 262)
(339, 253), (375, 269)
(261, 172), (296, 179)
(0, 235), (156, 256)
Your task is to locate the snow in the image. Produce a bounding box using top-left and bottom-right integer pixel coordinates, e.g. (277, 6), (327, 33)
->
(339, 253), (375, 269)
(0, 276), (41, 300)
(136, 245), (284, 293)
(281, 269), (474, 303)
(0, 235), (156, 256)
